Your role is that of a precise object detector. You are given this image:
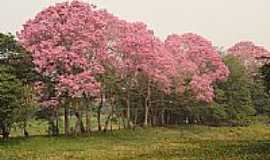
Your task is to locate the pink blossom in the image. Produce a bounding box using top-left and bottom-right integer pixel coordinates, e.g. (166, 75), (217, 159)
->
(228, 41), (270, 73)
(165, 33), (229, 102)
(18, 1), (108, 100)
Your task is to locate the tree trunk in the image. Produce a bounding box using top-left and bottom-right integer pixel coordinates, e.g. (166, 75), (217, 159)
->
(118, 116), (121, 130)
(126, 91), (131, 128)
(166, 111), (170, 125)
(3, 132), (9, 139)
(48, 115), (56, 136)
(64, 105), (70, 136)
(122, 117), (126, 129)
(134, 108), (138, 127)
(161, 109), (165, 126)
(110, 99), (114, 132)
(97, 93), (103, 131)
(110, 118), (113, 132)
(144, 80), (151, 127)
(85, 109), (91, 134)
(144, 98), (149, 127)
(54, 110), (59, 136)
(2, 125), (9, 139)
(103, 113), (112, 132)
(152, 111), (156, 126)
(23, 120), (29, 137)
(75, 111), (85, 134)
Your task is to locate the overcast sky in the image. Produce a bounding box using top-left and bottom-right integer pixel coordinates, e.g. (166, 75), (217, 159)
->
(0, 0), (269, 49)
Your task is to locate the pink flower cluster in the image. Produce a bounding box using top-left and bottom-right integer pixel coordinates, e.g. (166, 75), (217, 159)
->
(165, 33), (230, 102)
(57, 71), (101, 98)
(34, 81), (59, 108)
(17, 1), (108, 106)
(228, 41), (270, 72)
(18, 1), (231, 106)
(107, 21), (177, 92)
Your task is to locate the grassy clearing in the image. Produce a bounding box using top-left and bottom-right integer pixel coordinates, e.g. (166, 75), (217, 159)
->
(1, 124), (270, 160)
(10, 115), (113, 137)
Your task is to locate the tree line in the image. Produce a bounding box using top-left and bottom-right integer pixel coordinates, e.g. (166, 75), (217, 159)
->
(1, 1), (270, 139)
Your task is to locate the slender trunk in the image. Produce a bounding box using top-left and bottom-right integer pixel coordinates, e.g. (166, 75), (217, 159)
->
(83, 97), (91, 134)
(79, 112), (85, 133)
(152, 111), (156, 126)
(85, 109), (91, 134)
(48, 115), (55, 136)
(64, 105), (70, 136)
(134, 108), (138, 127)
(122, 116), (126, 129)
(126, 91), (131, 128)
(166, 111), (170, 125)
(55, 110), (59, 136)
(110, 99), (114, 132)
(144, 98), (149, 127)
(161, 109), (165, 126)
(75, 100), (85, 133)
(23, 120), (29, 137)
(144, 80), (151, 127)
(75, 111), (85, 134)
(2, 125), (9, 139)
(185, 117), (189, 124)
(160, 95), (165, 126)
(149, 111), (152, 126)
(103, 113), (112, 132)
(97, 106), (102, 131)
(97, 93), (103, 131)
(118, 115), (121, 130)
(110, 118), (113, 132)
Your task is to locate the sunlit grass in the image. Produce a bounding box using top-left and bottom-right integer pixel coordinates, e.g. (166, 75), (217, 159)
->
(10, 115), (117, 137)
(1, 123), (270, 160)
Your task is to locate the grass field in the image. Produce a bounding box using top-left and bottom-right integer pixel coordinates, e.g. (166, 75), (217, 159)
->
(1, 123), (270, 160)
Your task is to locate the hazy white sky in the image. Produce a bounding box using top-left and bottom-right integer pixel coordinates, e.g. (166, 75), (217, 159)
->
(0, 0), (269, 49)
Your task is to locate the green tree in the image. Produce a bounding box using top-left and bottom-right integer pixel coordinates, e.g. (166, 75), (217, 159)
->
(250, 78), (270, 115)
(260, 63), (270, 93)
(212, 55), (255, 124)
(0, 65), (24, 139)
(0, 33), (38, 137)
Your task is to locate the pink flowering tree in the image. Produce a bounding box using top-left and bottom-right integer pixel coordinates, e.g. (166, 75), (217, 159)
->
(165, 33), (229, 102)
(17, 1), (111, 135)
(103, 20), (177, 127)
(17, 0), (232, 130)
(228, 41), (270, 74)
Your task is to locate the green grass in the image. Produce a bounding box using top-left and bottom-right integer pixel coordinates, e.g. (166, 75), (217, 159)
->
(1, 124), (270, 160)
(10, 115), (112, 137)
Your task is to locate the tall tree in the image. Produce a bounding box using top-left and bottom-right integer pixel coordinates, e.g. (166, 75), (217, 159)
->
(165, 33), (229, 102)
(0, 64), (24, 139)
(0, 33), (37, 138)
(213, 55), (255, 123)
(18, 1), (111, 135)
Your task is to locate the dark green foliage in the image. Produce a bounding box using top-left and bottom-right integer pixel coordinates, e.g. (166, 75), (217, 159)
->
(0, 33), (38, 84)
(250, 78), (270, 115)
(0, 33), (18, 55)
(0, 33), (38, 138)
(0, 64), (24, 139)
(261, 63), (270, 92)
(212, 55), (256, 123)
